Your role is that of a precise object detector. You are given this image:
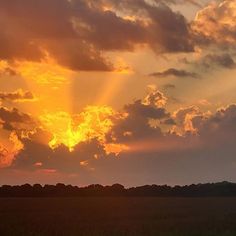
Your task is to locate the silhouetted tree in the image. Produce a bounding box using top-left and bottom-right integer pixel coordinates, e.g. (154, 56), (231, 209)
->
(1, 181), (236, 197)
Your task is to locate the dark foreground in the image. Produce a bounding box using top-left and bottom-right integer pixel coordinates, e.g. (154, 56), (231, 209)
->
(1, 197), (236, 236)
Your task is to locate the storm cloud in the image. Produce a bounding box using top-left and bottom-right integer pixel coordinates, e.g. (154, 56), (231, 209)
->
(0, 0), (194, 71)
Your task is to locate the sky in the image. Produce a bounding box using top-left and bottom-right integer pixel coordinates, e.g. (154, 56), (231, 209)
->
(1, 0), (236, 186)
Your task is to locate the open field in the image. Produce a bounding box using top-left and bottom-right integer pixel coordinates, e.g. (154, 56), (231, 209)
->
(0, 197), (236, 236)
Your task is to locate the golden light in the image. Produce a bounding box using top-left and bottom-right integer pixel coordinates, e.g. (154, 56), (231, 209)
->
(80, 160), (89, 167)
(40, 106), (114, 151)
(104, 143), (130, 156)
(15, 55), (73, 85)
(95, 58), (132, 106)
(0, 60), (9, 72)
(0, 132), (24, 168)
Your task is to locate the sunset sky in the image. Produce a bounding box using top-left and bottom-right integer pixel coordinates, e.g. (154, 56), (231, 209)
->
(1, 0), (236, 186)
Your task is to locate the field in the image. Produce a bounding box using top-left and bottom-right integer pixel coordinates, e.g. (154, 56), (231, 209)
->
(0, 197), (236, 236)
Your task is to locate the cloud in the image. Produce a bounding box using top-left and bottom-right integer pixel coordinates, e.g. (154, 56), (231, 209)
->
(39, 106), (114, 151)
(2, 92), (236, 185)
(0, 90), (35, 102)
(192, 104), (236, 145)
(0, 0), (193, 71)
(0, 132), (24, 168)
(107, 88), (170, 144)
(154, 0), (203, 8)
(0, 106), (36, 132)
(12, 104), (236, 186)
(180, 52), (236, 71)
(149, 68), (198, 78)
(1, 0), (234, 73)
(143, 87), (167, 107)
(2, 0), (236, 186)
(202, 53), (236, 69)
(192, 0), (236, 47)
(108, 0), (193, 52)
(162, 118), (176, 125)
(173, 106), (205, 134)
(11, 137), (106, 173)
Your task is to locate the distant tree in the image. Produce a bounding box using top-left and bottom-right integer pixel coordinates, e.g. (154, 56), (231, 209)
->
(1, 182), (236, 197)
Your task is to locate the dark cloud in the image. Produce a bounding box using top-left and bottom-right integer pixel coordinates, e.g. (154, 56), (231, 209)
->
(149, 68), (198, 78)
(202, 53), (236, 69)
(0, 0), (114, 71)
(0, 90), (34, 102)
(11, 137), (106, 173)
(153, 0), (203, 8)
(2, 100), (236, 186)
(0, 0), (234, 73)
(10, 103), (236, 186)
(162, 118), (176, 125)
(0, 0), (194, 71)
(107, 93), (170, 143)
(0, 106), (36, 131)
(111, 0), (193, 53)
(192, 104), (236, 146)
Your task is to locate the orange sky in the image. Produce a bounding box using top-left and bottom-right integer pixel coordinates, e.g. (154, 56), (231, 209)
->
(1, 0), (236, 186)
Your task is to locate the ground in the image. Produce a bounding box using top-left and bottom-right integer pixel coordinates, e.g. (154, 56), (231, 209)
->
(0, 197), (236, 236)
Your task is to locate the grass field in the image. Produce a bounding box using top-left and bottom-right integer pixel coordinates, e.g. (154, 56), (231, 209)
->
(0, 197), (236, 236)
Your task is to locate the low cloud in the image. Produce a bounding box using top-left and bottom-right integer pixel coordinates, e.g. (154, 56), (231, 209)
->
(0, 106), (36, 132)
(149, 68), (198, 78)
(1, 90), (236, 185)
(202, 53), (236, 69)
(0, 90), (35, 102)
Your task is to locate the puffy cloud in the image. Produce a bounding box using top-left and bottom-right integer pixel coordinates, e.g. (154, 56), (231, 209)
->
(11, 137), (106, 173)
(11, 103), (236, 185)
(0, 132), (23, 168)
(173, 106), (203, 134)
(143, 86), (167, 107)
(149, 68), (198, 78)
(2, 88), (236, 185)
(39, 106), (115, 151)
(192, 0), (236, 47)
(107, 88), (170, 144)
(192, 104), (236, 145)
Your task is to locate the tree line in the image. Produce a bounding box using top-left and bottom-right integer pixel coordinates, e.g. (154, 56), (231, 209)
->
(1, 181), (236, 197)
